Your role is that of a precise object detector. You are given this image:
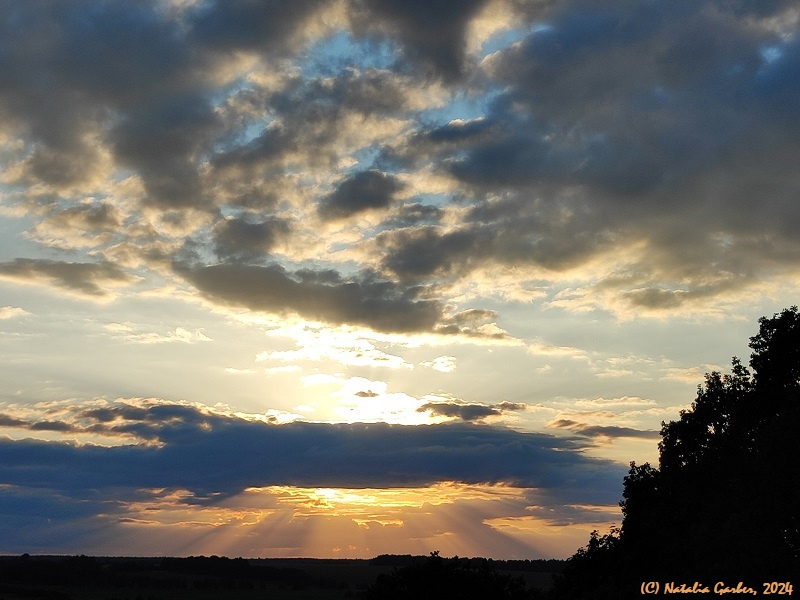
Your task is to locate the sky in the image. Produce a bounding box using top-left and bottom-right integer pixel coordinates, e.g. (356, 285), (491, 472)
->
(1, 0), (799, 560)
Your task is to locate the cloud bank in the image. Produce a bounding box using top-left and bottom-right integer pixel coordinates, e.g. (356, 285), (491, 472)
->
(0, 400), (623, 500)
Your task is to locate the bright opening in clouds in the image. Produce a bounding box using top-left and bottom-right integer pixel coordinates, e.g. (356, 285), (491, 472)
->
(1, 0), (799, 559)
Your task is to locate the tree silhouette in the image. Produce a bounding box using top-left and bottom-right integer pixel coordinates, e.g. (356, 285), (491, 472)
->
(363, 551), (540, 599)
(553, 308), (800, 597)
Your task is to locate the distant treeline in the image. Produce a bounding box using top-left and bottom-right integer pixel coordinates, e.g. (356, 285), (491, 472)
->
(0, 553), (564, 599)
(0, 554), (339, 596)
(369, 554), (565, 573)
(364, 552), (559, 599)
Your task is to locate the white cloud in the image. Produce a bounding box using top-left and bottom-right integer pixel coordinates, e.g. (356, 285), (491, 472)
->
(224, 367), (257, 375)
(0, 306), (29, 319)
(420, 355), (457, 372)
(572, 396), (657, 408)
(259, 324), (412, 369)
(104, 323), (212, 344)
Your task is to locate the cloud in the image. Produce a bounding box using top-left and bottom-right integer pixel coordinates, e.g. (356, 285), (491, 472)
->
(181, 262), (512, 338)
(318, 170), (403, 221)
(348, 0), (492, 81)
(497, 401), (527, 411)
(571, 397), (657, 408)
(375, 200), (616, 286)
(0, 306), (29, 320)
(207, 67), (415, 195)
(379, 226), (485, 281)
(181, 263), (443, 333)
(27, 202), (121, 249)
(420, 355), (457, 372)
(188, 0), (328, 53)
(0, 1), (225, 204)
(104, 323), (212, 344)
(212, 216), (291, 261)
(0, 413), (27, 427)
(548, 418), (660, 440)
(2, 0), (795, 329)
(382, 202), (444, 227)
(418, 402), (500, 422)
(527, 340), (588, 359)
(1, 0), (798, 322)
(369, 0), (800, 312)
(418, 400), (527, 422)
(111, 95), (224, 210)
(0, 400), (625, 502)
(257, 330), (411, 369)
(0, 258), (137, 299)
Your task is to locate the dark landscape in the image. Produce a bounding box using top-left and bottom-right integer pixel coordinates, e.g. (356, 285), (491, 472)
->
(0, 553), (563, 600)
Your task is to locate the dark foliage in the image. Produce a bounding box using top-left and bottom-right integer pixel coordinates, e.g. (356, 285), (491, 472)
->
(0, 553), (562, 599)
(363, 551), (544, 600)
(369, 554), (564, 573)
(0, 554), (320, 597)
(552, 308), (800, 598)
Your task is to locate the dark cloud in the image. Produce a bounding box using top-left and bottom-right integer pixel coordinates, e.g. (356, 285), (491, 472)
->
(453, 2), (765, 197)
(0, 414), (26, 428)
(431, 308), (511, 339)
(50, 1), (202, 105)
(362, 0), (800, 309)
(419, 402), (500, 421)
(0, 1), (335, 209)
(621, 288), (689, 311)
(379, 226), (483, 280)
(212, 217), (290, 261)
(549, 418), (660, 440)
(21, 144), (107, 189)
(0, 259), (135, 297)
(319, 170), (403, 220)
(0, 403), (625, 501)
(497, 402), (527, 412)
(0, 405), (622, 554)
(418, 400), (527, 422)
(382, 202), (443, 227)
(28, 420), (77, 432)
(181, 263), (443, 333)
(188, 0), (325, 53)
(349, 0), (491, 81)
(80, 406), (149, 423)
(0, 1), (216, 199)
(378, 209), (611, 284)
(501, 2), (800, 203)
(426, 117), (497, 145)
(208, 118), (293, 173)
(112, 95), (224, 209)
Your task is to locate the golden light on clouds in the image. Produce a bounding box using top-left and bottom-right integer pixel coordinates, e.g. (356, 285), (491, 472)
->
(96, 483), (619, 559)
